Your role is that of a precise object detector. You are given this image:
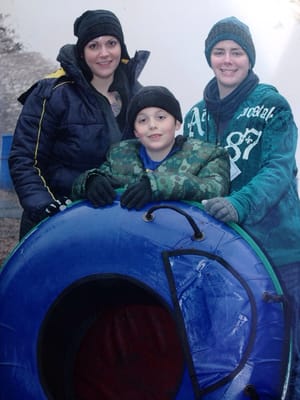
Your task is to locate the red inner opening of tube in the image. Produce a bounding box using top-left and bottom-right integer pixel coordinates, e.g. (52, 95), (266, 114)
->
(74, 302), (185, 400)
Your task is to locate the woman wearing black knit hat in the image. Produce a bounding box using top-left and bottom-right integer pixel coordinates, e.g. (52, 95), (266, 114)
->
(9, 9), (150, 238)
(184, 16), (300, 400)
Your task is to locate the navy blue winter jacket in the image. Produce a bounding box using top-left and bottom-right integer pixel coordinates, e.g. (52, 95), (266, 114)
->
(9, 44), (149, 216)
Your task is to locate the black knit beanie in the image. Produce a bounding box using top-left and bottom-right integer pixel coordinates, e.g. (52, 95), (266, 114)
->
(127, 86), (183, 130)
(74, 9), (129, 59)
(205, 16), (256, 68)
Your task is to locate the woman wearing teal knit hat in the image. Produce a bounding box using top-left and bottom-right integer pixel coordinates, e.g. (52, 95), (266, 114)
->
(184, 16), (300, 400)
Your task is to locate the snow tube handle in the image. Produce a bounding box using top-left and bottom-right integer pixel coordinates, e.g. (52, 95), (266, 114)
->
(143, 204), (204, 241)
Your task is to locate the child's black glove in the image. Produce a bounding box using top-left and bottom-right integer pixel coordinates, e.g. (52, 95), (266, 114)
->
(86, 175), (119, 207)
(120, 176), (153, 210)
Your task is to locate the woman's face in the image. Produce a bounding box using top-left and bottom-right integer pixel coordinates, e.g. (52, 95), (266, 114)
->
(83, 36), (121, 80)
(210, 40), (251, 98)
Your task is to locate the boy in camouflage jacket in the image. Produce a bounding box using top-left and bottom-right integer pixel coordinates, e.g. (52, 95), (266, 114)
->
(72, 86), (230, 209)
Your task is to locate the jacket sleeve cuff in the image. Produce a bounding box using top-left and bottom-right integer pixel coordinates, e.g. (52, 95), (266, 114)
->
(71, 168), (101, 200)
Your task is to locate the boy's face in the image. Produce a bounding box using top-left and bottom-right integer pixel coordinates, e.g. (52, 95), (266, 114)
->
(134, 107), (181, 159)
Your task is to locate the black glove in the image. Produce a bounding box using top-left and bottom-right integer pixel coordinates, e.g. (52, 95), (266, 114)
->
(30, 196), (72, 223)
(86, 175), (119, 207)
(202, 197), (239, 223)
(120, 177), (153, 210)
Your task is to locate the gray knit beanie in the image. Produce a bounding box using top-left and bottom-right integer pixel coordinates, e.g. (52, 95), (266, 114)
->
(205, 16), (256, 68)
(127, 86), (183, 131)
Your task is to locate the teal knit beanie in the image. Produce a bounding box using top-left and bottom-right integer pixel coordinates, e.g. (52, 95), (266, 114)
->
(205, 16), (256, 68)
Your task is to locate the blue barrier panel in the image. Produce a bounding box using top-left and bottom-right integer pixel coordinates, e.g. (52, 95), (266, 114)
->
(0, 134), (13, 190)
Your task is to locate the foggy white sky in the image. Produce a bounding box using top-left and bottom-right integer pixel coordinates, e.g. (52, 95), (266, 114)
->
(2, 0), (300, 163)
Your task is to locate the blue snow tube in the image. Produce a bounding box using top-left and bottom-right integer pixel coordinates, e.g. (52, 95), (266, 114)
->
(0, 200), (291, 400)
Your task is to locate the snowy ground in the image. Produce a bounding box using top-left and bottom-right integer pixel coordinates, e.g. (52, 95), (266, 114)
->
(0, 189), (21, 265)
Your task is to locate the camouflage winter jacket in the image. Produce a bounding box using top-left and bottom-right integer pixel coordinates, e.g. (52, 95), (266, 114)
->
(72, 136), (230, 203)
